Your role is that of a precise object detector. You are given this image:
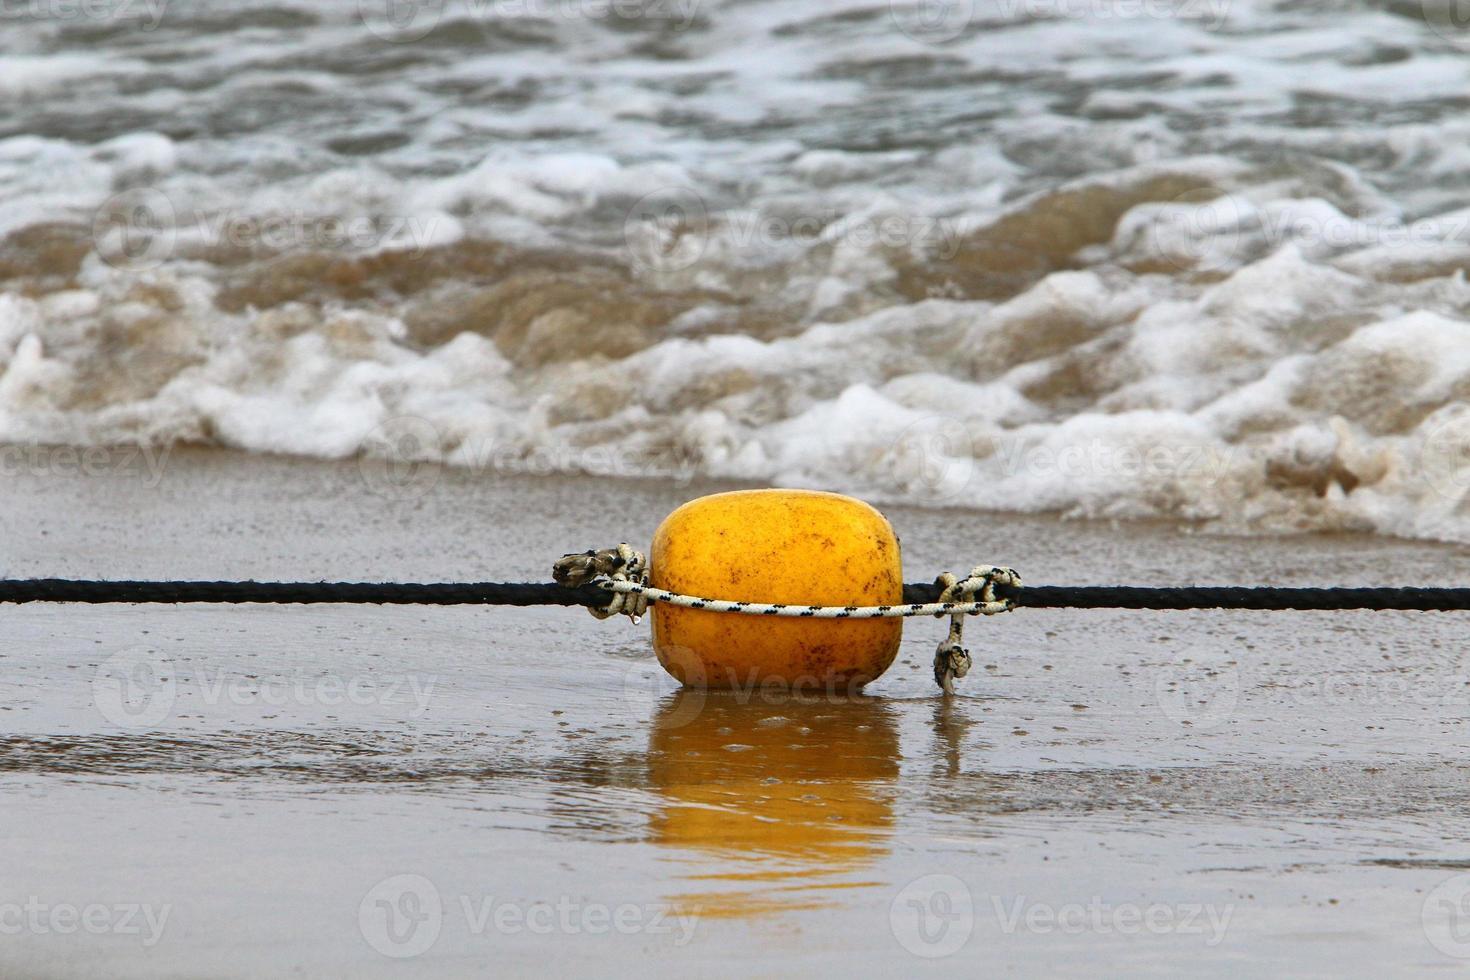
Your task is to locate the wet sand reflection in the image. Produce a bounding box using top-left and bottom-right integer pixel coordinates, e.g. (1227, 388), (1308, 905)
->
(646, 692), (900, 919)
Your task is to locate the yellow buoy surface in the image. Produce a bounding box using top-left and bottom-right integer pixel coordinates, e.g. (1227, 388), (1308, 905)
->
(650, 489), (903, 691)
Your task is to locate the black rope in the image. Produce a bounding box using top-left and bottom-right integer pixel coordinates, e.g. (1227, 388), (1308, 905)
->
(2, 578), (1470, 611)
(983, 584), (1470, 612)
(0, 579), (607, 607)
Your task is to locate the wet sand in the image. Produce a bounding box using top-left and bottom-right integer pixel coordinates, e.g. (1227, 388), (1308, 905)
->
(4, 449), (1470, 977)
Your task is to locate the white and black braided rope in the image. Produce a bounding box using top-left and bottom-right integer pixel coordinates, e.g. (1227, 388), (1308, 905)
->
(555, 545), (1020, 695)
(596, 577), (1017, 620)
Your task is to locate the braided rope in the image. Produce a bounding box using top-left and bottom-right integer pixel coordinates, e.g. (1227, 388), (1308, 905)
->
(1004, 585), (1470, 611)
(0, 579), (603, 606)
(7, 580), (1469, 613)
(551, 544), (650, 621)
(554, 546), (1020, 693)
(9, 568), (1470, 697)
(595, 576), (1018, 620)
(929, 566), (1022, 694)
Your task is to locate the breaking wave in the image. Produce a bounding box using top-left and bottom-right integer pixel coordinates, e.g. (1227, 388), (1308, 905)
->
(5, 0), (1470, 540)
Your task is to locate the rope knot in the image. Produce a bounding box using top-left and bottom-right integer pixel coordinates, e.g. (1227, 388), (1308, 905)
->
(552, 543), (650, 623)
(932, 565), (1021, 694)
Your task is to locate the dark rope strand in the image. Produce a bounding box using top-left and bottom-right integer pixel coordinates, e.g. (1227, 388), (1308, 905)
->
(0, 579), (606, 607)
(982, 584), (1470, 612)
(2, 578), (1470, 611)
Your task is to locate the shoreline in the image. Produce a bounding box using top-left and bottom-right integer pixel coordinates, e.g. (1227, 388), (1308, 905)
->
(7, 442), (1468, 561)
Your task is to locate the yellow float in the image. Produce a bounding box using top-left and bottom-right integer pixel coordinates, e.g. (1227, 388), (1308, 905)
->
(649, 488), (904, 693)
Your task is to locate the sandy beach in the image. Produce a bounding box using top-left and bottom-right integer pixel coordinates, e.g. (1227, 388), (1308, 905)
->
(2, 449), (1470, 977)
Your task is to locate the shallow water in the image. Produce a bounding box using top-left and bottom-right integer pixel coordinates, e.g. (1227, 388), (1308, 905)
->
(5, 451), (1470, 975)
(5, 1), (1470, 540)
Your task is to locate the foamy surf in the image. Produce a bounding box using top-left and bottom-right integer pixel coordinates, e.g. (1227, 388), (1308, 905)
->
(4, 0), (1470, 541)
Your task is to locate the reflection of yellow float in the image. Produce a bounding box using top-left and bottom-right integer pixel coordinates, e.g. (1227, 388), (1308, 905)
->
(647, 691), (899, 918)
(650, 489), (905, 691)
